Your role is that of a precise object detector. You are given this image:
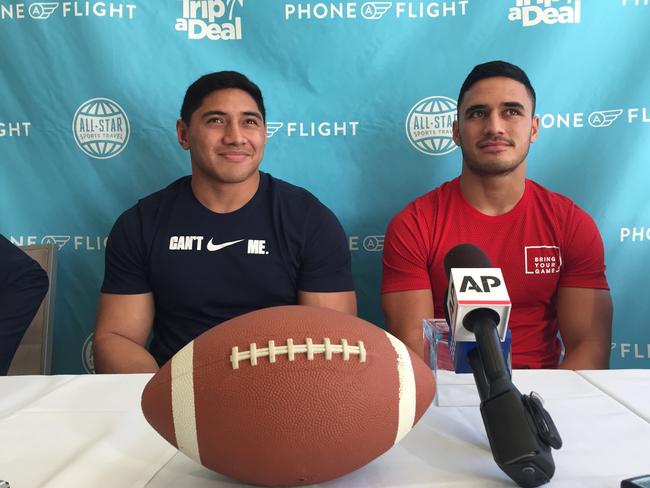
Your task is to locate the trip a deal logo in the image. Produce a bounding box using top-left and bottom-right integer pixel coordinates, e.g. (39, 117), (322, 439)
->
(508, 0), (581, 27)
(176, 0), (244, 41)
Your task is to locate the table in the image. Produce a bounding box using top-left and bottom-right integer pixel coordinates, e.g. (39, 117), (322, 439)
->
(1, 370), (649, 487)
(578, 369), (650, 422)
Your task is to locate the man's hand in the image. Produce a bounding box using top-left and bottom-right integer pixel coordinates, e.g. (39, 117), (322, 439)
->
(93, 292), (159, 373)
(557, 287), (612, 370)
(381, 289), (434, 359)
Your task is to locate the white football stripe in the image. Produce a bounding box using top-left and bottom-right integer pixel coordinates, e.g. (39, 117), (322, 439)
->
(171, 341), (201, 462)
(385, 332), (417, 444)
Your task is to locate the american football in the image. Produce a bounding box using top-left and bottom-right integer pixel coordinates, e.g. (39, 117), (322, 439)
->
(141, 305), (435, 486)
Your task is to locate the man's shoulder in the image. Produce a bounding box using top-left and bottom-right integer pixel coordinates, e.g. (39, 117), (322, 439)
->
(264, 172), (321, 205)
(526, 179), (599, 235)
(263, 172), (337, 222)
(527, 178), (571, 201)
(112, 176), (189, 232)
(526, 179), (585, 214)
(0, 233), (48, 283)
(392, 178), (458, 222)
(135, 176), (190, 211)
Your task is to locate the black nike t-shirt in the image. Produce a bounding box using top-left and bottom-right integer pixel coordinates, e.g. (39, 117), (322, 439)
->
(101, 172), (354, 366)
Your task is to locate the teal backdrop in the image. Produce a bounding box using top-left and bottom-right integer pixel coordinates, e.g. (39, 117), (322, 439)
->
(1, 0), (649, 372)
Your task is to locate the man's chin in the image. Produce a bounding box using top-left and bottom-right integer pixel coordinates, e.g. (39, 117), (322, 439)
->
(196, 166), (260, 186)
(217, 171), (259, 185)
(465, 159), (523, 177)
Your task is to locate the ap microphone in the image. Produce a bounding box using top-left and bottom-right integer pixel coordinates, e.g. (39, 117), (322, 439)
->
(443, 244), (562, 488)
(443, 243), (512, 375)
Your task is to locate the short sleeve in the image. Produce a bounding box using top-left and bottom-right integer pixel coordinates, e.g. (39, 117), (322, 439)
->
(0, 233), (50, 375)
(559, 206), (609, 290)
(297, 202), (354, 292)
(101, 207), (151, 294)
(381, 203), (432, 293)
(0, 233), (48, 290)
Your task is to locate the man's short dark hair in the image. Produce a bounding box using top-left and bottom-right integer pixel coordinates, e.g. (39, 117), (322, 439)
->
(180, 71), (266, 124)
(457, 60), (536, 114)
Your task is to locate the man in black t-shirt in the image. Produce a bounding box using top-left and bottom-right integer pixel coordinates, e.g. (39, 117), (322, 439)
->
(93, 72), (356, 373)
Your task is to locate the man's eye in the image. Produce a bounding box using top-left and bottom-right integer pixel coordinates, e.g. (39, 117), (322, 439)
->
(245, 119), (259, 126)
(505, 109), (521, 116)
(469, 110), (485, 118)
(207, 117), (224, 124)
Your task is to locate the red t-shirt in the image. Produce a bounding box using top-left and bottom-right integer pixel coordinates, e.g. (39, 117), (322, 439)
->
(381, 177), (609, 369)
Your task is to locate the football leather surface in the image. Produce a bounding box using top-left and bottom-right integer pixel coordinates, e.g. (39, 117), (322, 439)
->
(141, 305), (435, 486)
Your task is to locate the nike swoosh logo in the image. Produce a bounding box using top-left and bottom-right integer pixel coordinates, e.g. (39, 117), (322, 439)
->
(206, 239), (245, 252)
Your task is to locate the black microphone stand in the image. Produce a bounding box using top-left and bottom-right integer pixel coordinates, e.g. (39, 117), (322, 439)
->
(464, 308), (562, 488)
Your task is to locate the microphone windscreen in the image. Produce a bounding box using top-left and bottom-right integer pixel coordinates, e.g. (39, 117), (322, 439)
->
(443, 243), (493, 279)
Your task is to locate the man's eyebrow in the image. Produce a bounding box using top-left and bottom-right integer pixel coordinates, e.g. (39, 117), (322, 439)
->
(201, 110), (226, 119)
(200, 110), (263, 120)
(503, 101), (525, 110)
(242, 111), (263, 120)
(464, 104), (488, 115)
(463, 101), (527, 115)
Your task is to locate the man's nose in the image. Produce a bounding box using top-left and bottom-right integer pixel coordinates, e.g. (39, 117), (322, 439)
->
(484, 112), (505, 135)
(223, 123), (245, 144)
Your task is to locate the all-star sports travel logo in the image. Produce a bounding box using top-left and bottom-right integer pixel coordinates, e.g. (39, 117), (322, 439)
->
(72, 98), (130, 159)
(175, 0), (244, 41)
(82, 333), (95, 373)
(405, 96), (458, 156)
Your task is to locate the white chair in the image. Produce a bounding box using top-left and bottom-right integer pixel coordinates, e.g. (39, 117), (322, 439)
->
(8, 244), (57, 375)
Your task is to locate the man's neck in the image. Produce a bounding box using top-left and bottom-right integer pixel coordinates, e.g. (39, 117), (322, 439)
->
(459, 164), (526, 216)
(190, 171), (261, 214)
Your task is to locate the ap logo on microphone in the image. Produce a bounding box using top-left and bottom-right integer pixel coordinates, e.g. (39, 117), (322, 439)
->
(459, 274), (502, 293)
(447, 268), (511, 343)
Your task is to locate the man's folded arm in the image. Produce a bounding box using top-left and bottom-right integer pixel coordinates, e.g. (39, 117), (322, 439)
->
(93, 292), (158, 373)
(0, 237), (50, 375)
(297, 290), (357, 316)
(557, 287), (612, 370)
(381, 289), (434, 359)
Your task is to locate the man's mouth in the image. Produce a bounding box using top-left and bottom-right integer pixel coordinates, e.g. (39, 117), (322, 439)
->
(478, 139), (513, 150)
(219, 151), (251, 161)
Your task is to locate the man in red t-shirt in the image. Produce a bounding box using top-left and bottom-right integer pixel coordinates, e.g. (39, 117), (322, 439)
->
(381, 61), (612, 369)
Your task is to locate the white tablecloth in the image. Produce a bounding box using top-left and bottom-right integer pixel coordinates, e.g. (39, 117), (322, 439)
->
(578, 369), (650, 422)
(1, 370), (649, 488)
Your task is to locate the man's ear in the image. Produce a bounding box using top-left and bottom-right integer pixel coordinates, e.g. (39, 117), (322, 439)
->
(452, 119), (461, 146)
(176, 119), (190, 150)
(530, 115), (539, 144)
